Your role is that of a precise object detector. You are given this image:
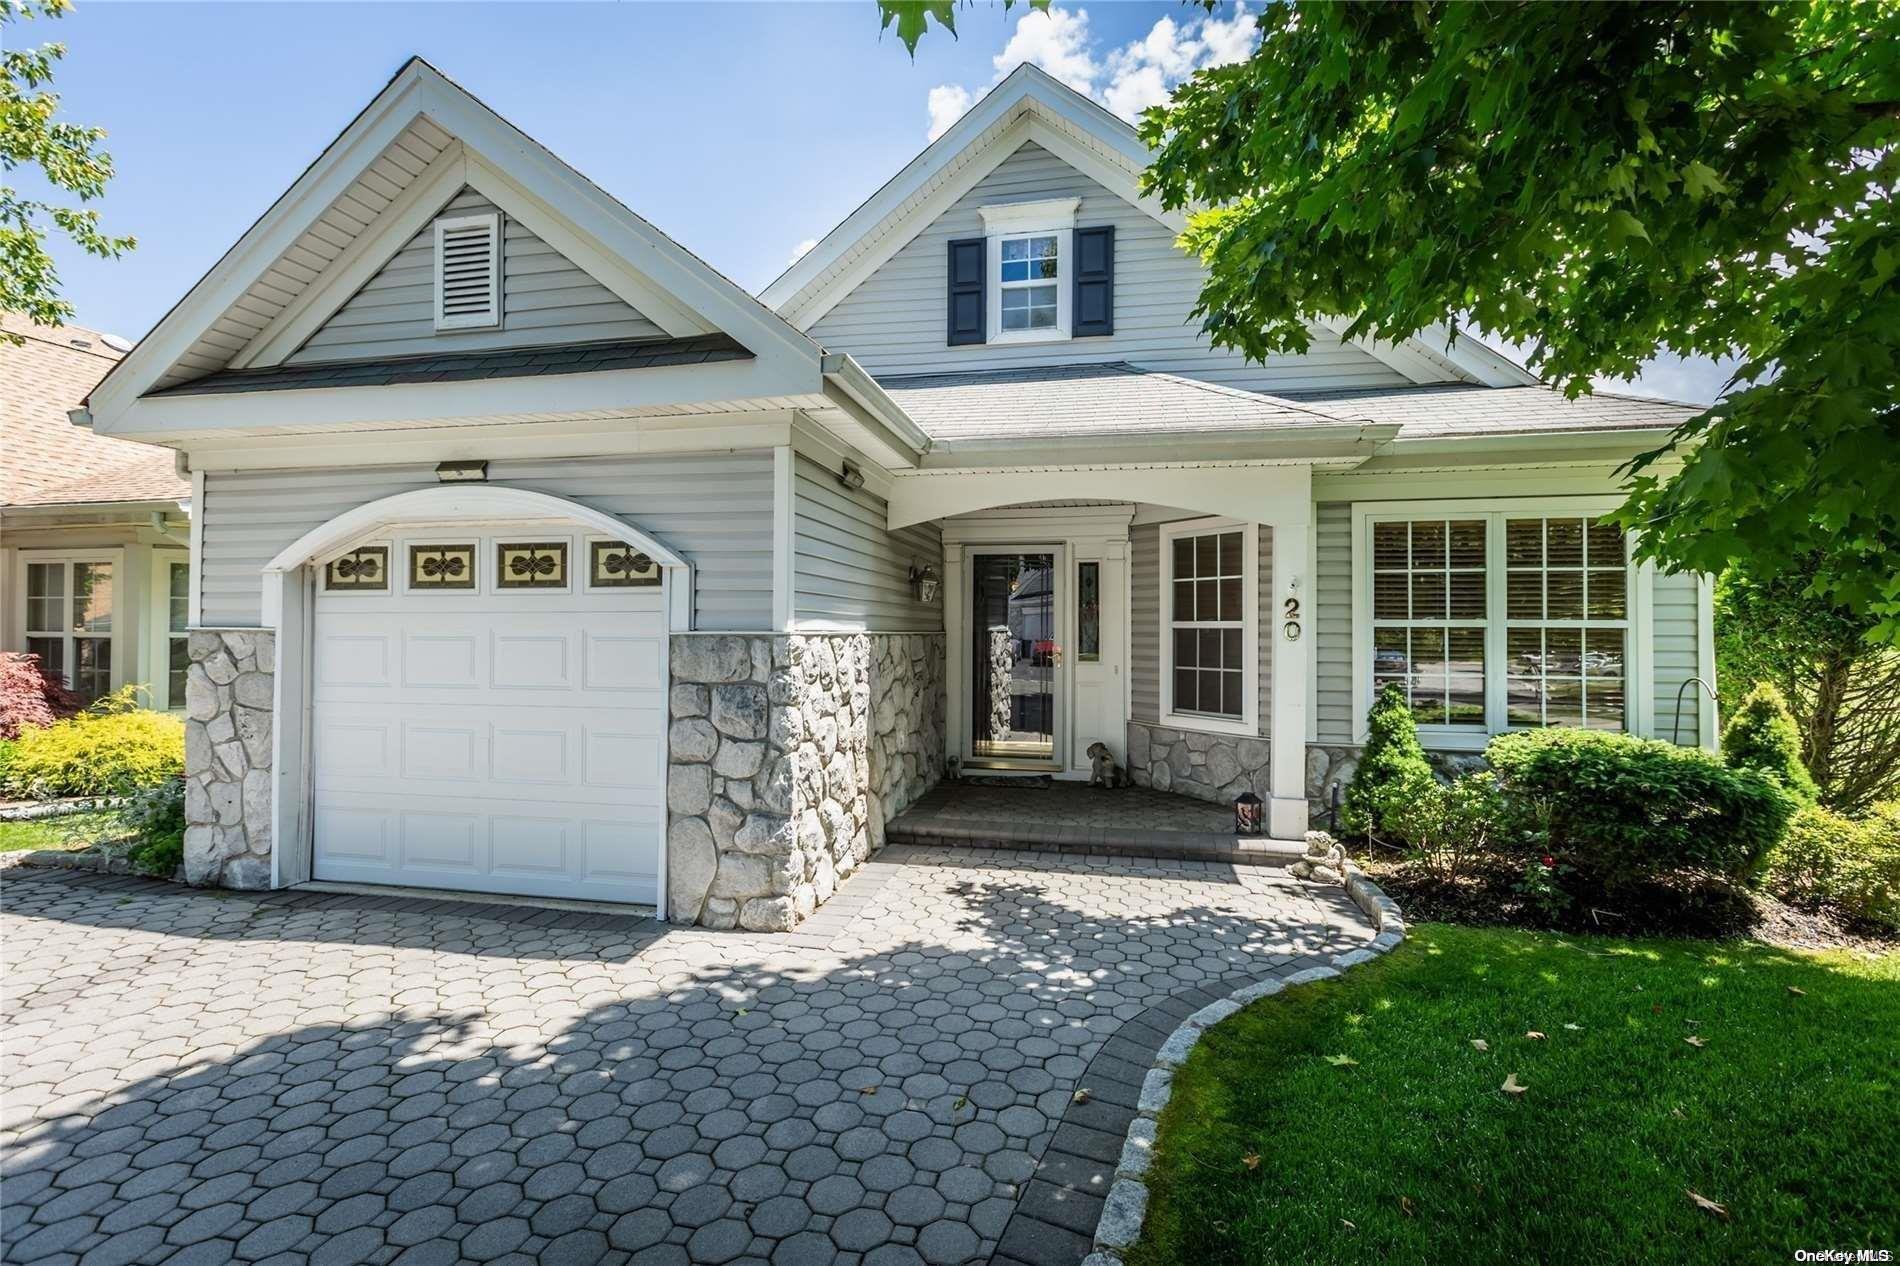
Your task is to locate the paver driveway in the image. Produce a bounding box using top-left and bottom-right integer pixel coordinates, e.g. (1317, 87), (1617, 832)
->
(2, 845), (1370, 1266)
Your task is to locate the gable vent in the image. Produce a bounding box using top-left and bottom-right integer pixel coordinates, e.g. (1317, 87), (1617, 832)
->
(433, 212), (502, 330)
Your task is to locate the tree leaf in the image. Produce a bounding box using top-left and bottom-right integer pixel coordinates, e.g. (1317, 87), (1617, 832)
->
(1242, 1152), (1262, 1170)
(1324, 1053), (1359, 1067)
(1470, 1038), (1489, 1051)
(1501, 1072), (1528, 1096)
(1525, 1030), (1547, 1041)
(1684, 1035), (1708, 1048)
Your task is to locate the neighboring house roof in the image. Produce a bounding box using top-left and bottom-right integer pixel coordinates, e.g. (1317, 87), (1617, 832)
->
(1, 316), (187, 508)
(877, 362), (1366, 443)
(763, 63), (1535, 392)
(1280, 383), (1704, 439)
(148, 334), (751, 397)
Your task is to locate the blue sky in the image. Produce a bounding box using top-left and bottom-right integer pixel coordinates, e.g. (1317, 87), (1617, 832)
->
(24, 1), (1731, 402)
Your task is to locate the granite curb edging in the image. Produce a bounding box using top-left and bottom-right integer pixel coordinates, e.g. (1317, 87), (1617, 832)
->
(998, 858), (1405, 1266)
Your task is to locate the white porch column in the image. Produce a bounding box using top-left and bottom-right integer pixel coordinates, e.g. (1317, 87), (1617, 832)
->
(1268, 490), (1314, 838)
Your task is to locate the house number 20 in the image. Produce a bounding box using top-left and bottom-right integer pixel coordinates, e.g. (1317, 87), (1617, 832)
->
(1283, 596), (1303, 641)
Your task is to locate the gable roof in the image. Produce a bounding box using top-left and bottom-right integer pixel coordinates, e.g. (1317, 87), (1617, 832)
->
(1, 316), (187, 508)
(86, 58), (824, 436)
(761, 64), (1536, 391)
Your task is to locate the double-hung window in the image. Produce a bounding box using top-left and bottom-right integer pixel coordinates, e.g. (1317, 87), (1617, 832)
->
(23, 556), (116, 703)
(980, 197), (1077, 343)
(166, 561), (191, 709)
(1161, 520), (1257, 734)
(1357, 503), (1637, 745)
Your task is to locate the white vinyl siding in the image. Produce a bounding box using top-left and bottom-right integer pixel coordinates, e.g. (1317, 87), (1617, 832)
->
(1651, 570), (1706, 744)
(286, 189), (663, 364)
(792, 454), (943, 632)
(809, 142), (1412, 393)
(197, 454), (775, 629)
(1129, 517), (1271, 735)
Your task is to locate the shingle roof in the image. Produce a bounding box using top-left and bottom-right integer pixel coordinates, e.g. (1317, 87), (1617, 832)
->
(874, 362), (1366, 443)
(145, 333), (753, 397)
(2, 316), (188, 508)
(1280, 383), (1703, 439)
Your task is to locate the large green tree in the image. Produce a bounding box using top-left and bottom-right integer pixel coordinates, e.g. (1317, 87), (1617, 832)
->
(882, 1), (1900, 641)
(1139, 1), (1900, 639)
(1, 0), (131, 343)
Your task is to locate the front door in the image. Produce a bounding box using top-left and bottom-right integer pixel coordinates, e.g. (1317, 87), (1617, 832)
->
(968, 550), (1059, 765)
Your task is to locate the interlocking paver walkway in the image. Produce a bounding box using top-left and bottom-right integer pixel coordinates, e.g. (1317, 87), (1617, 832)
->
(1, 844), (1369, 1265)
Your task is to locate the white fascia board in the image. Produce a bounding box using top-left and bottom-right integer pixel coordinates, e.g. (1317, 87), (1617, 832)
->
(88, 69), (435, 424)
(888, 462), (1319, 532)
(231, 142), (472, 369)
(914, 424), (1394, 471)
(181, 409), (799, 473)
(105, 355), (822, 440)
(1376, 427), (1678, 461)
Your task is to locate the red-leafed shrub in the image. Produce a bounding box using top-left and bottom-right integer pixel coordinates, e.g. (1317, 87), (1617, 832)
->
(0, 653), (81, 740)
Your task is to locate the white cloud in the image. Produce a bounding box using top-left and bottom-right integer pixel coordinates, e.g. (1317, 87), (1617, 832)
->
(788, 238), (818, 266)
(924, 3), (1261, 137)
(991, 5), (1099, 93)
(926, 84), (974, 142)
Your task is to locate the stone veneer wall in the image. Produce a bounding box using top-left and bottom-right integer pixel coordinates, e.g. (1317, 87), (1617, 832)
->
(1125, 720), (1271, 805)
(668, 633), (945, 931)
(182, 630), (275, 889)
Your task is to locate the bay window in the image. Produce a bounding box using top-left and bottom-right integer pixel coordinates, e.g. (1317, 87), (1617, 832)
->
(1356, 504), (1639, 745)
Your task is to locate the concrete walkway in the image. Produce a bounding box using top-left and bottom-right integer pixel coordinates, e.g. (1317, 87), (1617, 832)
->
(1, 845), (1370, 1266)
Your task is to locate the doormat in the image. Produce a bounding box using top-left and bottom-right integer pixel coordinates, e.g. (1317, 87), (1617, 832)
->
(958, 775), (1054, 789)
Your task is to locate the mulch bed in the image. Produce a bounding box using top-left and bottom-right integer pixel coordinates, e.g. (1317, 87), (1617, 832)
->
(1352, 847), (1898, 956)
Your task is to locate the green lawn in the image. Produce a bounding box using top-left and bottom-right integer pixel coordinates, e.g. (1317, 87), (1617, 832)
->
(0, 810), (119, 853)
(1131, 924), (1899, 1266)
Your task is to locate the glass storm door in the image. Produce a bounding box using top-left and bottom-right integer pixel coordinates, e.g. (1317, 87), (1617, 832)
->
(969, 552), (1057, 762)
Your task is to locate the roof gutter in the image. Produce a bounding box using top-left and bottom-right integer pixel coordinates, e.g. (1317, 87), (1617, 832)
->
(915, 421), (1400, 471)
(819, 352), (932, 464)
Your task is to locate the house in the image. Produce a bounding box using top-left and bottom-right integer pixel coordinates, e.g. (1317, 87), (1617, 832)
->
(1, 315), (193, 710)
(77, 59), (1715, 924)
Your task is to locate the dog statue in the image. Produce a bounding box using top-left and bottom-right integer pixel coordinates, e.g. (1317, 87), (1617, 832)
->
(1086, 742), (1129, 789)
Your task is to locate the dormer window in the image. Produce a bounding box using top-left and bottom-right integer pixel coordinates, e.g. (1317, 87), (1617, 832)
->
(979, 197), (1078, 344)
(433, 211), (502, 330)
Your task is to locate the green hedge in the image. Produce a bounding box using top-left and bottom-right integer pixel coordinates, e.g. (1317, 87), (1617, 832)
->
(1486, 728), (1798, 887)
(1, 693), (184, 798)
(1761, 802), (1900, 930)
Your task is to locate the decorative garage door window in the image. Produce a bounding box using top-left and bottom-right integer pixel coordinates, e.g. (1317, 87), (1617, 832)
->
(325, 546), (388, 591)
(497, 541), (567, 589)
(408, 544), (476, 590)
(590, 540), (661, 588)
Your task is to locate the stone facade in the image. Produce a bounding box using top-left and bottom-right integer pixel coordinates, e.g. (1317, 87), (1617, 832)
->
(182, 629), (275, 890)
(1125, 721), (1271, 805)
(668, 633), (945, 931)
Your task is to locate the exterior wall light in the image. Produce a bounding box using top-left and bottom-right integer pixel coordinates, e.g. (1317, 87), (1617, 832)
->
(908, 562), (941, 604)
(837, 460), (866, 492)
(1234, 791), (1263, 836)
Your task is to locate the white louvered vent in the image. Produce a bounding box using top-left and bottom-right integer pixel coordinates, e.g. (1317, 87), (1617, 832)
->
(433, 212), (502, 330)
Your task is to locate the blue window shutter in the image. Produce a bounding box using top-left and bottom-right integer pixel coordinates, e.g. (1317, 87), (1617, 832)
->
(1073, 225), (1114, 337)
(947, 237), (986, 346)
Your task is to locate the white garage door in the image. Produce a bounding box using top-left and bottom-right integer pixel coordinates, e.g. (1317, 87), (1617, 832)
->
(310, 529), (665, 905)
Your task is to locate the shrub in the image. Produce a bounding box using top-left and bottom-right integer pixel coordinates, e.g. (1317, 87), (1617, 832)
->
(1485, 728), (1798, 889)
(1, 693), (185, 798)
(1761, 802), (1900, 930)
(0, 652), (81, 740)
(118, 777), (186, 877)
(1381, 771), (1507, 882)
(1342, 683), (1436, 838)
(1723, 681), (1819, 802)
